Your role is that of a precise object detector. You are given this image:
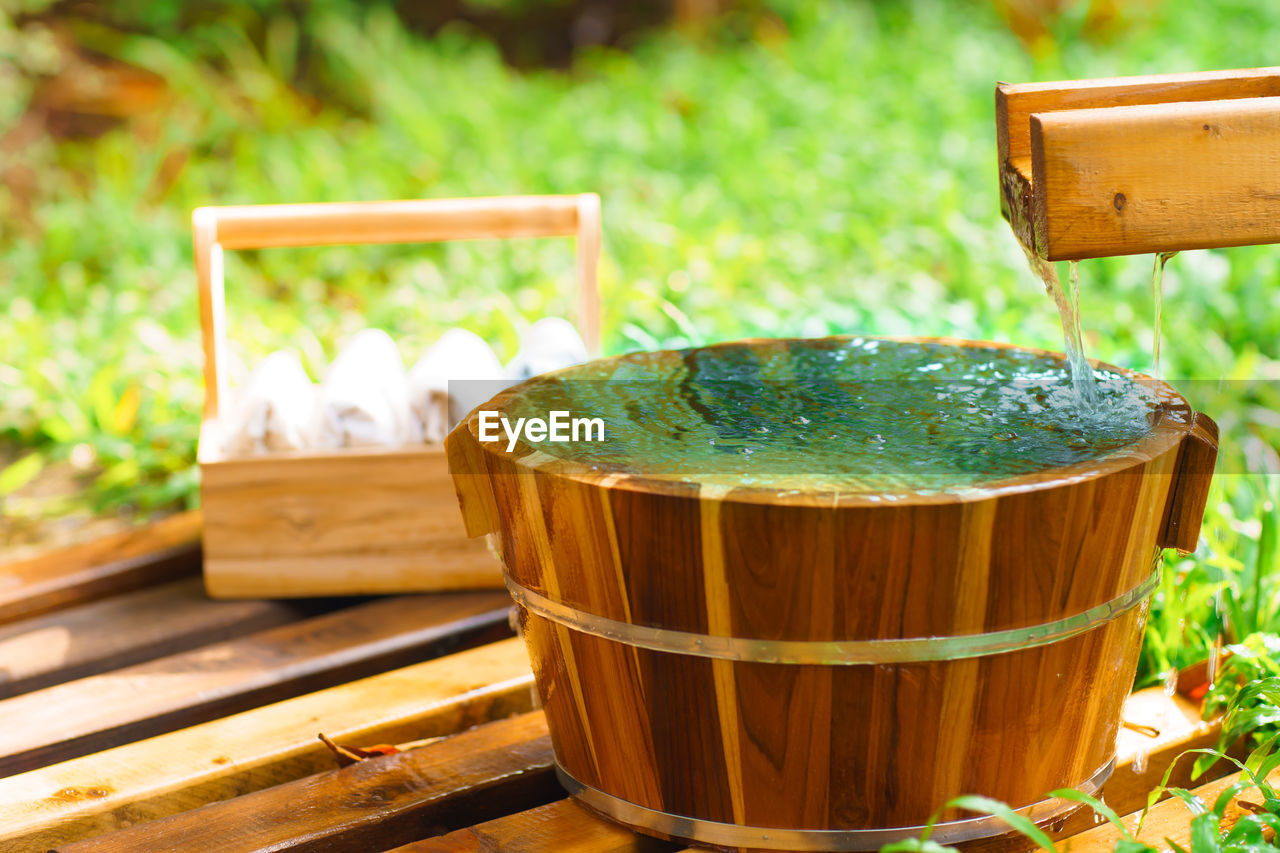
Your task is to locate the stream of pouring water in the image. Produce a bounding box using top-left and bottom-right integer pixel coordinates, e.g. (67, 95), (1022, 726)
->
(1020, 245), (1225, 694)
(1023, 249), (1099, 407)
(1207, 473), (1226, 689)
(1025, 249), (1179, 406)
(1151, 252), (1177, 379)
(1143, 251), (1224, 692)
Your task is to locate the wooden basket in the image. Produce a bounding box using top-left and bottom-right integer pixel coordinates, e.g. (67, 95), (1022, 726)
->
(195, 194), (602, 598)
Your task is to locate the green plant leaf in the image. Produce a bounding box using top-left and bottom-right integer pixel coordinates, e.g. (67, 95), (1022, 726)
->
(95, 458), (141, 491)
(110, 384), (141, 437)
(1249, 502), (1274, 637)
(944, 795), (1055, 853)
(39, 415), (76, 444)
(0, 452), (44, 496)
(1189, 812), (1221, 853)
(879, 839), (959, 853)
(1114, 840), (1158, 853)
(1221, 813), (1273, 847)
(1168, 787), (1208, 816)
(89, 367), (117, 433)
(1146, 750), (1240, 836)
(1213, 779), (1257, 816)
(1048, 788), (1129, 838)
(1195, 749), (1226, 782)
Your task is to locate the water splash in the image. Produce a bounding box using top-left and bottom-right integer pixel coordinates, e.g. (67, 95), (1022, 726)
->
(1023, 249), (1099, 407)
(507, 338), (1166, 493)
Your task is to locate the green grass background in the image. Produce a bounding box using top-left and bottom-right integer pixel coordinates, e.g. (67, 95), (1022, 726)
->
(3, 0), (1280, 683)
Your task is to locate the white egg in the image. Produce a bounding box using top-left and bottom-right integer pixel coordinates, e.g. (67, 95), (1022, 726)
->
(312, 329), (413, 449)
(221, 351), (317, 457)
(505, 317), (589, 381)
(408, 328), (509, 442)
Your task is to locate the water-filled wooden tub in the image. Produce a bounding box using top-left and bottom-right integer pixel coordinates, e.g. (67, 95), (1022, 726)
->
(445, 336), (1217, 850)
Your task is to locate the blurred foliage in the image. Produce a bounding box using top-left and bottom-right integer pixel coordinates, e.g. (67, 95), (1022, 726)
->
(1, 0), (1280, 684)
(1141, 476), (1280, 688)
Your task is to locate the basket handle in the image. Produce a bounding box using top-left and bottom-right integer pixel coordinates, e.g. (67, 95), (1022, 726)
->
(193, 194), (602, 420)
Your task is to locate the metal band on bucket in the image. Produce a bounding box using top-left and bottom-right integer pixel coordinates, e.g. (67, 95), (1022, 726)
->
(505, 563), (1158, 665)
(558, 759), (1114, 850)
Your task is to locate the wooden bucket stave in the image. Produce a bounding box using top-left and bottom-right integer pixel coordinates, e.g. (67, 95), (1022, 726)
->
(446, 336), (1219, 850)
(520, 606), (1145, 842)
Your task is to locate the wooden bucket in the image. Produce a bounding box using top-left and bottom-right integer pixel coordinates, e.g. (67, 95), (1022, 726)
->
(445, 336), (1218, 851)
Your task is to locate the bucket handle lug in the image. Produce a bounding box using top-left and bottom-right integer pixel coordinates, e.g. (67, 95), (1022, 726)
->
(1158, 411), (1219, 554)
(445, 422), (502, 538)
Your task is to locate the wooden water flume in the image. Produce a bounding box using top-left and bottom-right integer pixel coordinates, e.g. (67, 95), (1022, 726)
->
(446, 337), (1219, 850)
(997, 66), (1280, 261)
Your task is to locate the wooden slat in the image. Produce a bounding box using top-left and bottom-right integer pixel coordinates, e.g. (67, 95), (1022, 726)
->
(0, 511), (201, 626)
(53, 712), (560, 853)
(199, 445), (499, 598)
(0, 577), (319, 699)
(196, 193), (600, 420)
(996, 67), (1280, 166)
(0, 592), (513, 776)
(996, 68), (1280, 260)
(199, 196), (582, 251)
(387, 799), (675, 852)
(1052, 765), (1269, 852)
(398, 689), (1224, 853)
(0, 637), (535, 850)
(575, 192), (603, 357)
(1031, 96), (1280, 260)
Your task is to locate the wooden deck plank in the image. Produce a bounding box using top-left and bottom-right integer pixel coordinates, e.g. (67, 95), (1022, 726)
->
(0, 511), (202, 626)
(0, 637), (535, 850)
(0, 591), (513, 776)
(0, 507), (1229, 853)
(387, 799), (676, 852)
(0, 577), (322, 699)
(53, 712), (559, 853)
(1054, 765), (1268, 852)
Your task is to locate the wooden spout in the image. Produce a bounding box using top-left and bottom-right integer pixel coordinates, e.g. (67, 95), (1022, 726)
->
(1158, 412), (1219, 554)
(444, 422), (502, 538)
(997, 67), (1280, 260)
